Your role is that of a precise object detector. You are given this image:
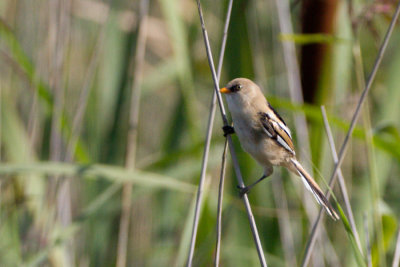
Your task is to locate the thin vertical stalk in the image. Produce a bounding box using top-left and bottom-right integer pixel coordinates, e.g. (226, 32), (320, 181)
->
(301, 3), (400, 266)
(52, 0), (76, 266)
(274, 0), (311, 157)
(58, 2), (111, 264)
(195, 1), (267, 266)
(271, 176), (298, 267)
(116, 1), (149, 267)
(321, 106), (363, 254)
(353, 35), (385, 265)
(364, 214), (372, 267)
(49, 0), (71, 163)
(186, 0), (233, 266)
(0, 82), (1, 162)
(274, 0), (326, 265)
(48, 0), (73, 265)
(246, 1), (267, 85)
(64, 19), (108, 162)
(214, 139), (228, 267)
(392, 227), (400, 267)
(363, 96), (385, 266)
(48, 1), (62, 162)
(27, 83), (39, 148)
(0, 83), (1, 218)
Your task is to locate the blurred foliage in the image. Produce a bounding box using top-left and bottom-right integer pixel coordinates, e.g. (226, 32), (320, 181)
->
(1, 0), (400, 266)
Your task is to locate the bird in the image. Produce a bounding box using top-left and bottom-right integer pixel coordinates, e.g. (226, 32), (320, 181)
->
(220, 77), (339, 220)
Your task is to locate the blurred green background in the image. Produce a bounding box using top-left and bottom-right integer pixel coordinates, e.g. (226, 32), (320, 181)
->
(1, 0), (400, 266)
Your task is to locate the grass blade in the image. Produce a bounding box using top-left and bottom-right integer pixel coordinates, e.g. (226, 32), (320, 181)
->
(0, 162), (195, 193)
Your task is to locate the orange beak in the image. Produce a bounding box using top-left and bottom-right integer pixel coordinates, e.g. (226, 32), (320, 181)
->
(220, 87), (231, 94)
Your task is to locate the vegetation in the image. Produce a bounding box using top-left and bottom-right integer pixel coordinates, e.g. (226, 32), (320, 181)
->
(1, 0), (400, 266)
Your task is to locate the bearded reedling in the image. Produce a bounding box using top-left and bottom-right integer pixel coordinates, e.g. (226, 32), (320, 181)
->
(221, 78), (339, 220)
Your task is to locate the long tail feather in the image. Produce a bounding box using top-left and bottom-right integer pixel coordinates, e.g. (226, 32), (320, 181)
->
(290, 158), (339, 220)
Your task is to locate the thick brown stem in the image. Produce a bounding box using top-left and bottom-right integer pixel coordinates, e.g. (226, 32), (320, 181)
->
(300, 0), (338, 103)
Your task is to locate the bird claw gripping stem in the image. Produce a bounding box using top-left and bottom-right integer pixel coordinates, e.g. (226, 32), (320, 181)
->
(222, 125), (235, 137)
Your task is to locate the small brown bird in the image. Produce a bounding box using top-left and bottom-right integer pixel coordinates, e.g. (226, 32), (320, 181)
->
(220, 78), (339, 220)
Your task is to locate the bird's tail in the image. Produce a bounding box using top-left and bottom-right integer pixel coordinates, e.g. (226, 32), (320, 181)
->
(289, 158), (339, 220)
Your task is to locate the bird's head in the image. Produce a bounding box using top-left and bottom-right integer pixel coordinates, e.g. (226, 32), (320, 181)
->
(220, 78), (263, 108)
(220, 78), (255, 95)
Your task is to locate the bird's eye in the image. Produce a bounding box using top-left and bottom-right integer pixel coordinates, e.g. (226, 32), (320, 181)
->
(232, 84), (242, 92)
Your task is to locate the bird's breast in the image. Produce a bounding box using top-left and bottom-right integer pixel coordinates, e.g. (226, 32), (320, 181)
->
(232, 111), (289, 167)
(232, 113), (263, 156)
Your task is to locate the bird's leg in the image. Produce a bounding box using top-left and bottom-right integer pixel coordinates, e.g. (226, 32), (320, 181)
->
(237, 174), (267, 197)
(222, 125), (235, 137)
(238, 166), (273, 197)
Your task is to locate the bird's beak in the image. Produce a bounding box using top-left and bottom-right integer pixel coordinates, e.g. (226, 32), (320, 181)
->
(220, 87), (231, 94)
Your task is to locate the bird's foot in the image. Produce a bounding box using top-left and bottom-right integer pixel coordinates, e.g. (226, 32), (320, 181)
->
(236, 174), (268, 197)
(237, 185), (250, 197)
(222, 125), (235, 137)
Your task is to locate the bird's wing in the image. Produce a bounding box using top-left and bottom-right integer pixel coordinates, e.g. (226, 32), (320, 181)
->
(259, 111), (295, 155)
